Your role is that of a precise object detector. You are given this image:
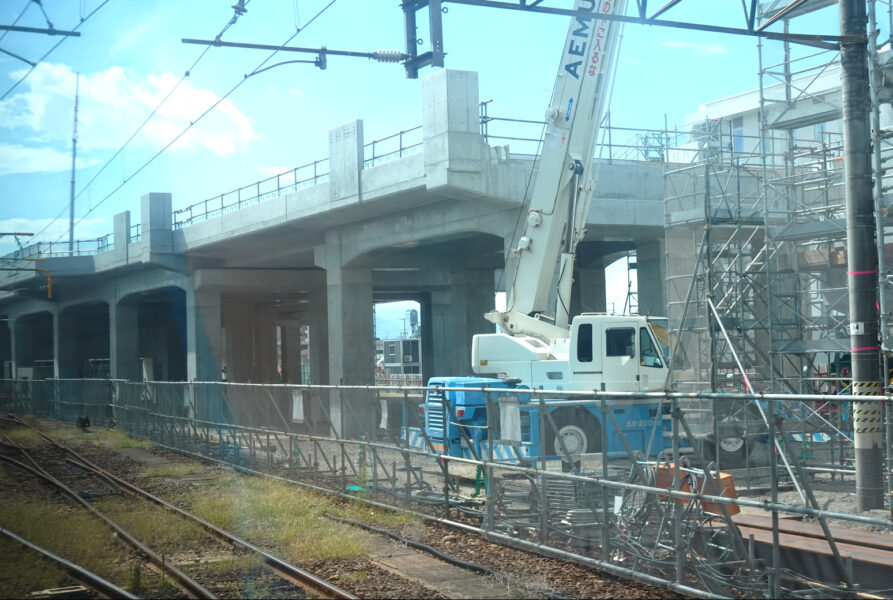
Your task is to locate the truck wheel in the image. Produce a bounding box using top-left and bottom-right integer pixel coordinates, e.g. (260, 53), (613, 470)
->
(703, 400), (760, 469)
(547, 408), (601, 460)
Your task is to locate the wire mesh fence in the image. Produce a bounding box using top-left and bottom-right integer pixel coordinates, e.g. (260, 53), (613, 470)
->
(1, 378), (891, 598)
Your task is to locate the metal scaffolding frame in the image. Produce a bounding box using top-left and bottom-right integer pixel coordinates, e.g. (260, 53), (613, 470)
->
(662, 2), (893, 487)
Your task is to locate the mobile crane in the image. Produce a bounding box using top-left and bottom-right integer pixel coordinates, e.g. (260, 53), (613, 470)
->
(411, 0), (724, 465)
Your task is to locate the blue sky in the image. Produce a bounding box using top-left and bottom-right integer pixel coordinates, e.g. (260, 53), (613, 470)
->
(0, 0), (842, 311)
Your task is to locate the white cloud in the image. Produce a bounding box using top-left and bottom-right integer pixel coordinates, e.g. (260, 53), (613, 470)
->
(0, 63), (258, 176)
(0, 143), (100, 176)
(658, 40), (729, 57)
(0, 217), (110, 256)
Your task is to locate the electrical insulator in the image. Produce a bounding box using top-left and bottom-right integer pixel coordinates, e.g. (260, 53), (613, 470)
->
(372, 50), (406, 63)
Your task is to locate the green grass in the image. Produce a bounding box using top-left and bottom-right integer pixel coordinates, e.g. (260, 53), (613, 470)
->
(2, 428), (43, 447)
(0, 535), (68, 598)
(330, 497), (417, 530)
(93, 496), (209, 556)
(0, 500), (133, 591)
(142, 463), (203, 478)
(187, 475), (375, 562)
(46, 426), (153, 450)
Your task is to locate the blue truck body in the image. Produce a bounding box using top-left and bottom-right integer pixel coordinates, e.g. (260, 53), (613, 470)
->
(408, 376), (678, 461)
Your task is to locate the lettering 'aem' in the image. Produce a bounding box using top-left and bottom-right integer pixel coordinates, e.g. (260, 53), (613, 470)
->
(564, 0), (614, 80)
(563, 0), (597, 79)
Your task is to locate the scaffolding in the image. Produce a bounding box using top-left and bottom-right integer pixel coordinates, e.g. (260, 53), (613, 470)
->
(663, 2), (893, 479)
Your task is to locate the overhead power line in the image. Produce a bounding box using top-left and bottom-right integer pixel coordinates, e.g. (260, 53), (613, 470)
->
(66, 0), (341, 238)
(0, 0), (112, 101)
(27, 0), (254, 248)
(0, 0), (32, 44)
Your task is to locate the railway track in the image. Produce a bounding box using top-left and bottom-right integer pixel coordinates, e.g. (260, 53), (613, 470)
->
(0, 415), (356, 599)
(732, 512), (893, 596)
(0, 525), (139, 600)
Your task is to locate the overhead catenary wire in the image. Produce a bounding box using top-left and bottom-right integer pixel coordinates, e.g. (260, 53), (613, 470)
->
(0, 0), (112, 102)
(72, 1), (253, 205)
(24, 0), (253, 248)
(66, 0), (341, 237)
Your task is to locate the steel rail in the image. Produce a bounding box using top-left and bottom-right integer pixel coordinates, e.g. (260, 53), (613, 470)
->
(0, 451), (215, 599)
(0, 526), (140, 600)
(65, 458), (357, 600)
(3, 416), (356, 600)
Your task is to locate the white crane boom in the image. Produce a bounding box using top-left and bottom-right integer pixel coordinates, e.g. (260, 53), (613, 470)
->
(486, 0), (627, 342)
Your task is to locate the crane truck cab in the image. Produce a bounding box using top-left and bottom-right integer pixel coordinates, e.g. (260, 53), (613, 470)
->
(472, 313), (669, 393)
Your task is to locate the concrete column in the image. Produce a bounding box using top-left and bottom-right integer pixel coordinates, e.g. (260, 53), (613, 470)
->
(328, 120), (364, 203)
(4, 320), (13, 379)
(58, 310), (78, 378)
(283, 321), (303, 384)
(225, 300), (254, 382)
(571, 261), (607, 316)
(326, 265), (374, 437)
(254, 318), (278, 383)
(421, 69), (485, 192)
(185, 288), (222, 381)
(432, 269), (493, 376)
(636, 240), (667, 316)
(113, 210), (130, 263)
(52, 311), (60, 379)
(419, 293), (434, 386)
(308, 293), (329, 386)
(110, 301), (140, 380)
(0, 319), (10, 378)
(141, 192), (173, 256)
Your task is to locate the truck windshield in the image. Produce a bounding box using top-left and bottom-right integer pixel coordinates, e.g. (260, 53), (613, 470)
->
(646, 320), (671, 363)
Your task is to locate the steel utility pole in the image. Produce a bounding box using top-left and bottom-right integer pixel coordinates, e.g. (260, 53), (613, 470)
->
(69, 74), (78, 253)
(840, 0), (884, 511)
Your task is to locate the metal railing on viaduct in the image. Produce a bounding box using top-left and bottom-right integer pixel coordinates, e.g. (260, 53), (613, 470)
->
(2, 378), (891, 598)
(6, 108), (674, 261)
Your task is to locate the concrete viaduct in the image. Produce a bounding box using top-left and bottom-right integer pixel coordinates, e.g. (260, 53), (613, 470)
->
(0, 69), (665, 431)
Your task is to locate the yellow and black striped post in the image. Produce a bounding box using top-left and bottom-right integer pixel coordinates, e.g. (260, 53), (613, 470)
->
(853, 381), (885, 510)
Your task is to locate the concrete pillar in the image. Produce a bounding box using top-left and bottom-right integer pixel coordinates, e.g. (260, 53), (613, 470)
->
(0, 319), (10, 378)
(421, 69), (485, 191)
(419, 293), (434, 386)
(111, 301), (140, 380)
(326, 265), (374, 437)
(328, 120), (364, 203)
(226, 300), (254, 382)
(254, 318), (278, 383)
(283, 321), (303, 384)
(141, 192), (173, 256)
(185, 288), (222, 381)
(307, 293), (328, 385)
(432, 269), (493, 376)
(52, 311), (60, 379)
(636, 240), (667, 316)
(113, 210), (130, 263)
(58, 310), (78, 378)
(571, 261), (607, 316)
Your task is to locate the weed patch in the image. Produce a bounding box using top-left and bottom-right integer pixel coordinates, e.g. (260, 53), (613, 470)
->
(188, 476), (370, 563)
(3, 428), (43, 447)
(47, 426), (153, 450)
(93, 496), (209, 555)
(0, 500), (132, 589)
(142, 463), (202, 478)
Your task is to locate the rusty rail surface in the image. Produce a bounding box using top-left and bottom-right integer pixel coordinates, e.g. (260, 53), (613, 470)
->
(2, 415), (357, 600)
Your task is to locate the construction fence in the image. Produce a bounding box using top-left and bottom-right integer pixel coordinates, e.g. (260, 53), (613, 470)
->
(1, 378), (892, 599)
